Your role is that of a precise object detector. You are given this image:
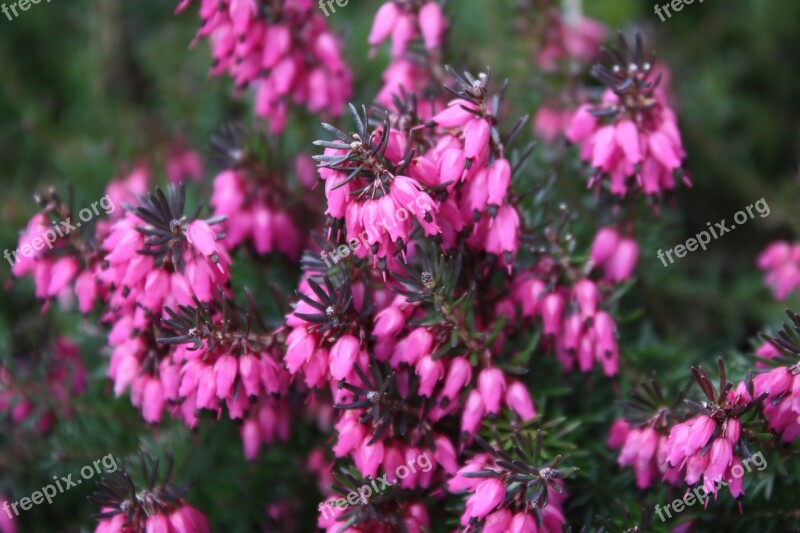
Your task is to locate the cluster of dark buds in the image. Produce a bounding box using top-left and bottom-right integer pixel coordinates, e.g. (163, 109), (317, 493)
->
(90, 453), (208, 531)
(132, 184), (227, 270)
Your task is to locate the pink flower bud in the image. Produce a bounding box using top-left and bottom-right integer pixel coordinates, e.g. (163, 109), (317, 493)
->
(431, 101), (476, 128)
(704, 437), (733, 487)
(391, 14), (415, 57)
(605, 238), (638, 282)
(186, 220), (218, 256)
(354, 440), (384, 477)
(214, 355), (238, 399)
(142, 378), (165, 424)
(540, 293), (564, 336)
(484, 509), (512, 533)
(464, 118), (491, 160)
(238, 354), (261, 397)
(241, 418), (261, 460)
(461, 390), (485, 434)
(368, 2), (400, 47)
(415, 355), (444, 397)
(573, 279), (599, 317)
(487, 158), (511, 206)
(566, 104), (597, 142)
(685, 450), (709, 485)
(478, 368), (507, 414)
(505, 381), (536, 421)
(75, 270), (97, 313)
(418, 2), (446, 50)
(330, 334), (360, 380)
(433, 434), (458, 474)
(686, 416), (716, 456)
(591, 125), (617, 170)
(169, 505), (210, 533)
(607, 419), (630, 449)
(724, 418), (741, 443)
(442, 357), (472, 400)
(468, 478), (505, 519)
(590, 227), (620, 265)
(615, 119), (641, 164)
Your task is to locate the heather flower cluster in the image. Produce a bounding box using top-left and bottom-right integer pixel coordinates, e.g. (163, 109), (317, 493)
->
(369, 1), (447, 119)
(0, 337), (85, 435)
(567, 34), (689, 197)
(176, 0), (353, 132)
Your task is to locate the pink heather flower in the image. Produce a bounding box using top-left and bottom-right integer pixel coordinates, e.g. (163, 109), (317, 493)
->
(416, 355), (444, 397)
(353, 440), (385, 477)
(754, 364), (800, 441)
(0, 495), (15, 533)
(166, 141), (204, 183)
(536, 8), (605, 71)
(0, 338), (85, 433)
(369, 2), (400, 49)
(210, 169), (303, 259)
(464, 478), (505, 521)
(534, 104), (575, 143)
(590, 228), (638, 282)
(568, 36), (688, 197)
(607, 419), (630, 448)
(593, 311), (619, 376)
(168, 505), (211, 533)
(504, 381), (536, 421)
(483, 509), (512, 533)
(614, 426), (666, 489)
(590, 227), (620, 265)
(702, 437), (733, 491)
(665, 415), (716, 467)
(418, 2), (447, 50)
(757, 241), (800, 300)
(604, 238), (638, 282)
(573, 278), (599, 317)
(540, 293), (565, 336)
(181, 0), (352, 132)
(461, 389), (485, 435)
(441, 356), (473, 400)
(478, 368), (507, 414)
(369, 1), (446, 57)
(105, 165), (150, 215)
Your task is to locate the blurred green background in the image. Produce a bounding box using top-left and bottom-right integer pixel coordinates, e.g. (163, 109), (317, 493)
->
(1, 0), (799, 531)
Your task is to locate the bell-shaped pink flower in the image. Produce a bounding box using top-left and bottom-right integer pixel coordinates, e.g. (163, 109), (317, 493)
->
(369, 2), (400, 47)
(478, 368), (507, 414)
(467, 478), (505, 519)
(418, 2), (446, 50)
(415, 355), (444, 397)
(330, 334), (360, 380)
(464, 118), (491, 160)
(442, 357), (472, 400)
(461, 389), (485, 434)
(590, 227), (620, 265)
(605, 238), (638, 282)
(573, 279), (599, 317)
(540, 293), (565, 336)
(505, 381), (536, 421)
